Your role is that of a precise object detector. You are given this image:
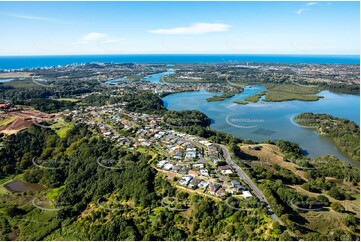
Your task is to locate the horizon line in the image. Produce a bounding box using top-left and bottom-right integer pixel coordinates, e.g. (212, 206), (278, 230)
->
(0, 53), (360, 57)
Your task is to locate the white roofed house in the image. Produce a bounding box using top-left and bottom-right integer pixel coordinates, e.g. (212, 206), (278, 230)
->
(140, 141), (151, 147)
(173, 152), (183, 160)
(242, 190), (253, 199)
(200, 169), (210, 177)
(192, 163), (205, 169)
(218, 165), (233, 175)
(154, 134), (163, 139)
(212, 158), (222, 165)
(198, 181), (209, 191)
(156, 160), (167, 168)
(162, 163), (173, 171)
(179, 175), (193, 186)
(185, 150), (197, 159)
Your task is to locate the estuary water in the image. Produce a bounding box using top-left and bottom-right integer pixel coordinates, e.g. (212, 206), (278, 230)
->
(143, 69), (175, 83)
(162, 86), (360, 166)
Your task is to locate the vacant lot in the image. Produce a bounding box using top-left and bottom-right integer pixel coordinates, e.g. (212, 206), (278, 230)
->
(239, 143), (309, 181)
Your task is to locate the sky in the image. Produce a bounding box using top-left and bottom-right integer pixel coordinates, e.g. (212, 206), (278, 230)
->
(0, 1), (359, 55)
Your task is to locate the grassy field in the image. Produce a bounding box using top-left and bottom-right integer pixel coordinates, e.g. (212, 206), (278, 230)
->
(53, 98), (79, 102)
(3, 79), (38, 89)
(233, 100), (249, 105)
(245, 90), (267, 103)
(125, 75), (142, 81)
(0, 72), (33, 78)
(51, 121), (75, 139)
(206, 92), (238, 102)
(0, 116), (17, 127)
(239, 144), (309, 181)
(46, 186), (65, 202)
(263, 84), (323, 102)
(301, 209), (351, 235)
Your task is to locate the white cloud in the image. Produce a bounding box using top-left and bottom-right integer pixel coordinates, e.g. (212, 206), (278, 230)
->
(296, 2), (318, 15)
(79, 32), (107, 43)
(101, 38), (120, 43)
(149, 23), (231, 35)
(3, 13), (75, 24)
(296, 8), (307, 15)
(75, 32), (123, 45)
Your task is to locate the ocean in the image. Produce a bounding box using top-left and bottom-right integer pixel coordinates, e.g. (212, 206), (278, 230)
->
(0, 54), (359, 70)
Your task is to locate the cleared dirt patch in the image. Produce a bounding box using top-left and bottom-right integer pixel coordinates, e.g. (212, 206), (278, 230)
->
(239, 143), (309, 181)
(0, 109), (58, 135)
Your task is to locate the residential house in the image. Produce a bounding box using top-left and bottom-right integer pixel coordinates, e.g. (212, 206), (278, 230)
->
(188, 178), (201, 189)
(218, 165), (233, 175)
(216, 187), (227, 198)
(248, 145), (262, 150)
(185, 150), (197, 159)
(172, 165), (181, 173)
(140, 141), (151, 147)
(188, 170), (200, 177)
(179, 175), (193, 186)
(157, 160), (167, 169)
(242, 190), (253, 199)
(230, 180), (241, 187)
(163, 163), (173, 171)
(200, 169), (210, 177)
(173, 153), (183, 160)
(208, 183), (221, 195)
(198, 181), (209, 191)
(178, 166), (189, 174)
(192, 163), (205, 169)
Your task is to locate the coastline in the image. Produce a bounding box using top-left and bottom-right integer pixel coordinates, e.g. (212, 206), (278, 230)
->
(0, 54), (359, 70)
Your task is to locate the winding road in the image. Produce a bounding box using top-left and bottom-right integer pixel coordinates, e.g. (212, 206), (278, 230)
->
(217, 144), (284, 225)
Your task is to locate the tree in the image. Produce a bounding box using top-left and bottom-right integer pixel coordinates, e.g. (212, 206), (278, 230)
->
(330, 202), (345, 213)
(6, 206), (25, 217)
(20, 152), (33, 169)
(328, 187), (346, 200)
(343, 214), (357, 226)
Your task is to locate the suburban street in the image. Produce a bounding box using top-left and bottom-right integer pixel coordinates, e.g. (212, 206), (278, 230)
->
(217, 144), (284, 226)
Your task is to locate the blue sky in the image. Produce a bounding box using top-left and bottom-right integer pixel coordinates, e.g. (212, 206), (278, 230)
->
(0, 1), (359, 55)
